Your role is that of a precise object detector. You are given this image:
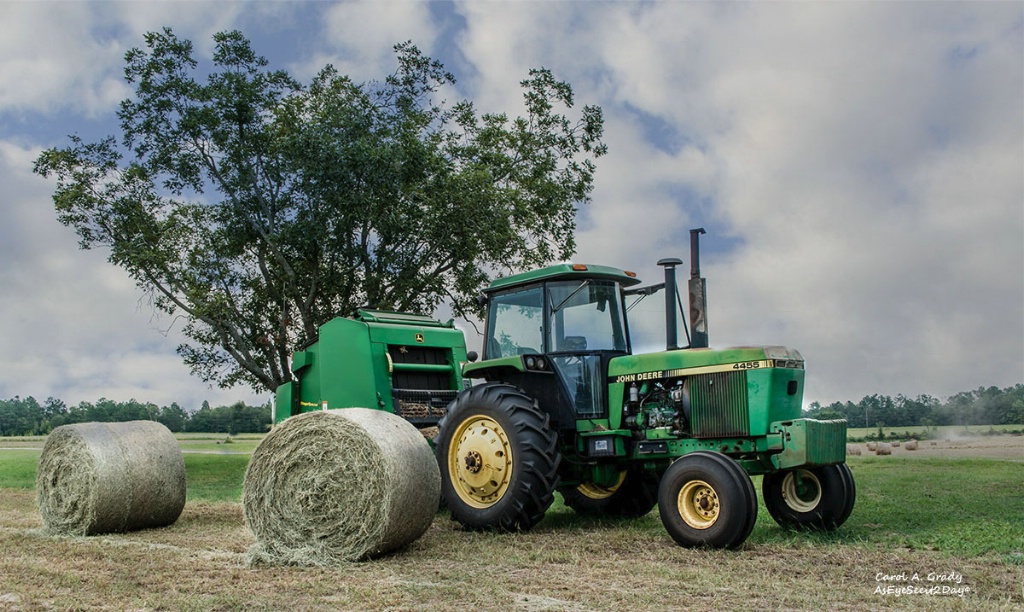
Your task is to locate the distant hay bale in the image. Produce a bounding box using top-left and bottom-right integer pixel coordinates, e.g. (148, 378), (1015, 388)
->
(866, 442), (878, 452)
(846, 445), (861, 456)
(905, 439), (919, 451)
(875, 442), (893, 456)
(36, 421), (185, 536)
(892, 441), (901, 448)
(243, 409), (440, 566)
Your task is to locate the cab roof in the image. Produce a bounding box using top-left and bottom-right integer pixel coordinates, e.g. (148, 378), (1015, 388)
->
(485, 263), (643, 294)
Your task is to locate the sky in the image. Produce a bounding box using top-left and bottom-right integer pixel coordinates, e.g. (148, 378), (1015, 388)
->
(1, 1), (1021, 411)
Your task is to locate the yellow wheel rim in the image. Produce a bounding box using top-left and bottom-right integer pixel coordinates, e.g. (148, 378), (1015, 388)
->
(576, 471), (627, 500)
(781, 470), (822, 513)
(447, 415), (513, 509)
(678, 479), (720, 529)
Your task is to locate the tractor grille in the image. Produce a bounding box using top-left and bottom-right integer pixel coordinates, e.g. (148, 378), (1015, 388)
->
(689, 371), (750, 438)
(393, 388), (457, 424)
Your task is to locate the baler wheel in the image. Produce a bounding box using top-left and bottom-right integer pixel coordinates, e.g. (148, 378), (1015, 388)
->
(436, 383), (560, 532)
(657, 451), (757, 549)
(762, 464), (854, 531)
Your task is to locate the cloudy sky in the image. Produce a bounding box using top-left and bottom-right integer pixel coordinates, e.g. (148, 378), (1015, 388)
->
(1, 1), (1021, 411)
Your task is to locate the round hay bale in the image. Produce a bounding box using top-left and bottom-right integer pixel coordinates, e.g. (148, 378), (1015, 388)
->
(875, 442), (893, 456)
(846, 445), (861, 456)
(243, 409), (440, 565)
(905, 439), (919, 451)
(866, 442), (878, 452)
(36, 421), (185, 536)
(892, 441), (901, 448)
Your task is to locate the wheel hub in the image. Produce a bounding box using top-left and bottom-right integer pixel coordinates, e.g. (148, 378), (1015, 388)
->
(447, 415), (514, 509)
(678, 479), (720, 529)
(781, 470), (822, 513)
(464, 450), (483, 473)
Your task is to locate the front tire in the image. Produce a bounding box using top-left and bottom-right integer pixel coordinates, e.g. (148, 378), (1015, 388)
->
(561, 469), (660, 518)
(762, 464), (854, 531)
(658, 452), (757, 549)
(436, 383), (560, 532)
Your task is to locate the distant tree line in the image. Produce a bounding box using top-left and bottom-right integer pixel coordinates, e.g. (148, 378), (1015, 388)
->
(803, 384), (1024, 429)
(1, 383), (1021, 438)
(0, 397), (270, 436)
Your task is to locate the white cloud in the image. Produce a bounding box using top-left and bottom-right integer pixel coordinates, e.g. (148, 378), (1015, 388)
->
(0, 1), (1019, 410)
(0, 2), (252, 117)
(453, 1), (1023, 403)
(283, 1), (441, 82)
(0, 3), (128, 116)
(682, 3), (1024, 402)
(0, 140), (264, 409)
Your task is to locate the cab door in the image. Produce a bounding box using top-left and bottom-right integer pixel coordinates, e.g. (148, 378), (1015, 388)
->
(546, 280), (630, 419)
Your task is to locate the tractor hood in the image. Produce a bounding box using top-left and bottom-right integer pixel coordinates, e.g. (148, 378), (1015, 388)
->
(608, 346), (804, 381)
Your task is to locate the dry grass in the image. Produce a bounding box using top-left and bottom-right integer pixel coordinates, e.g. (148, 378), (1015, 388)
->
(0, 488), (1020, 611)
(2, 435), (1022, 610)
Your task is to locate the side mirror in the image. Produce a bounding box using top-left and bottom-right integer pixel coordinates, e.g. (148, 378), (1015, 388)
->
(466, 351), (479, 362)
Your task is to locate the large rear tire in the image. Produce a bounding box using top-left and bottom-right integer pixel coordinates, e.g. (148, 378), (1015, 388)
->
(561, 469), (659, 518)
(762, 464), (854, 531)
(658, 452), (757, 549)
(436, 383), (560, 532)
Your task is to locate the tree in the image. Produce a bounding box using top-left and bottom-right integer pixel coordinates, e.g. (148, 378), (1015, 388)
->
(157, 402), (189, 432)
(34, 28), (606, 393)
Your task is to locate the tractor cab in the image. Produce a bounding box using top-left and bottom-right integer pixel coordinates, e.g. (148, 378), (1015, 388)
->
(466, 264), (641, 432)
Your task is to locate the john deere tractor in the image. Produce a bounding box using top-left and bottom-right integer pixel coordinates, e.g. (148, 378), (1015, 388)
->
(435, 229), (853, 549)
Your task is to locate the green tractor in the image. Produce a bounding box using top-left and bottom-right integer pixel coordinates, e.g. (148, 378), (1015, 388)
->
(435, 229), (854, 549)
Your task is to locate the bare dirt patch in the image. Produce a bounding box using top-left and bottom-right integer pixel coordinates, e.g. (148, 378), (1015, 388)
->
(852, 435), (1024, 461)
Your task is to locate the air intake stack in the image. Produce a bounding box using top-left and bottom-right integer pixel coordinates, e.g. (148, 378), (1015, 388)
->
(657, 257), (683, 350)
(688, 228), (708, 348)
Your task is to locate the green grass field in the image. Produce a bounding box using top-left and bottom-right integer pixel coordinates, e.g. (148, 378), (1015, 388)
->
(1, 433), (1021, 609)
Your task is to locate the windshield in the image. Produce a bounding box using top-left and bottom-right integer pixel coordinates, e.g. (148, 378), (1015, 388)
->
(547, 280), (628, 353)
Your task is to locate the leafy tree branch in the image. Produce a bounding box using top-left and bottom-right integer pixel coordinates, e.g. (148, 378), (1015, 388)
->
(34, 28), (606, 392)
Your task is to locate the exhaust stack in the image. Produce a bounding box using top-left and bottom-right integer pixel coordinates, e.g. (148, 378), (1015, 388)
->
(688, 228), (708, 348)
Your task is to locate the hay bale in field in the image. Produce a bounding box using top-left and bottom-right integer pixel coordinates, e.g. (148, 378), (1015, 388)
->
(875, 442), (893, 456)
(846, 445), (861, 456)
(905, 439), (919, 451)
(892, 441), (901, 448)
(866, 442), (878, 452)
(36, 421), (186, 536)
(243, 408), (440, 566)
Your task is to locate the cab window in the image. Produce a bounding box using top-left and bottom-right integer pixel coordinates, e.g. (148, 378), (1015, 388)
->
(547, 280), (627, 353)
(485, 285), (544, 359)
